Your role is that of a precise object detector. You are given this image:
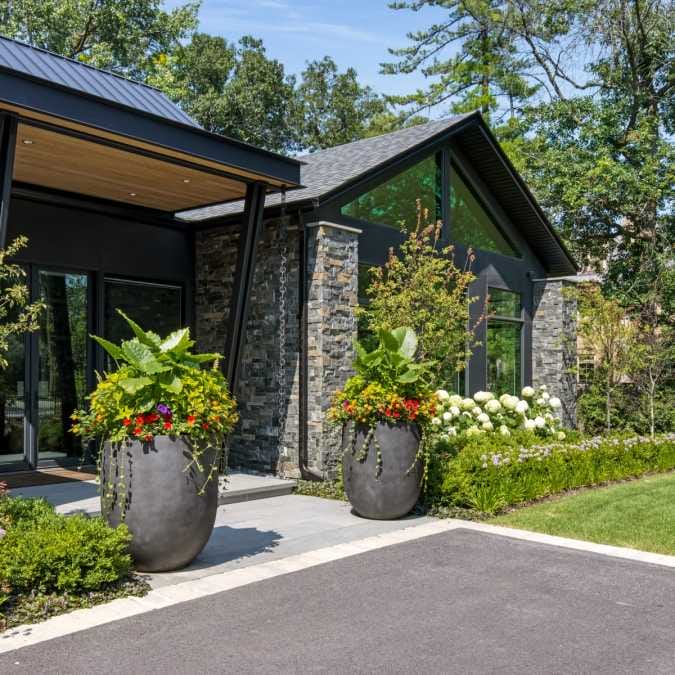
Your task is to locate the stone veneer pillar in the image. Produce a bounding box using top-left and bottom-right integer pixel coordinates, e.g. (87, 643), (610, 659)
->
(305, 221), (361, 478)
(532, 278), (577, 427)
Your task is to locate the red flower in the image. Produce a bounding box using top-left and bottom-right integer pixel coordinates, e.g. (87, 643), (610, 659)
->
(135, 416), (145, 426)
(122, 418), (132, 427)
(187, 415), (196, 425)
(146, 413), (160, 423)
(393, 411), (401, 419)
(164, 421), (173, 430)
(133, 427), (143, 436)
(201, 422), (210, 430)
(385, 408), (392, 417)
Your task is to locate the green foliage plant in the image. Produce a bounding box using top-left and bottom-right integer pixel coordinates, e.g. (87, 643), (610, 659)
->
(71, 311), (239, 513)
(0, 236), (44, 370)
(428, 431), (675, 515)
(357, 201), (482, 388)
(329, 326), (436, 479)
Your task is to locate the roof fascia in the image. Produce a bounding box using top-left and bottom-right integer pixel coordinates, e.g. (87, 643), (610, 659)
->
(0, 68), (302, 188)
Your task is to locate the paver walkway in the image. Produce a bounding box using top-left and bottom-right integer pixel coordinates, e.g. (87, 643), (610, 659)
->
(10, 479), (433, 589)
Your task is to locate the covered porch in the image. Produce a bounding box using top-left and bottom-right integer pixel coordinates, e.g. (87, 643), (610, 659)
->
(0, 37), (301, 472)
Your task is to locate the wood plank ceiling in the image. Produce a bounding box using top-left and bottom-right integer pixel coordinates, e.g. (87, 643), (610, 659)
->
(13, 122), (248, 212)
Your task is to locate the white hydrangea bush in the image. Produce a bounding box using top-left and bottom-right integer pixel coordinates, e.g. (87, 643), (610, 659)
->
(429, 385), (565, 444)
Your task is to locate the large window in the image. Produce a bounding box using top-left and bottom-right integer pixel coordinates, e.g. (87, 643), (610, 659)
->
(486, 288), (522, 395)
(341, 154), (442, 232)
(104, 279), (182, 346)
(450, 167), (519, 257)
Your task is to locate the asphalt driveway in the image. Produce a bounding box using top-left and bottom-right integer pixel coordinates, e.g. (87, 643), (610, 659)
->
(2, 528), (674, 674)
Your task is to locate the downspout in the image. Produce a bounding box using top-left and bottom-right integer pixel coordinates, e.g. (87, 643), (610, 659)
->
(297, 208), (323, 481)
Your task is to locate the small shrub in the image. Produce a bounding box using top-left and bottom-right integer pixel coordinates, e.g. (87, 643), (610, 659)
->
(0, 495), (55, 530)
(427, 432), (675, 514)
(0, 508), (132, 593)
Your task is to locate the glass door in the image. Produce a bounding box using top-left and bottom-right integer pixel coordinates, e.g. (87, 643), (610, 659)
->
(36, 270), (89, 465)
(0, 332), (28, 469)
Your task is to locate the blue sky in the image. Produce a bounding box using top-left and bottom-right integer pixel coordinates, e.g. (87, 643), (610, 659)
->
(165, 0), (448, 100)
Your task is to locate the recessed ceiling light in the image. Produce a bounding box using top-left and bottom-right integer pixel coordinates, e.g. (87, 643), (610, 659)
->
(183, 179), (191, 184)
(22, 139), (34, 145)
(129, 192), (137, 197)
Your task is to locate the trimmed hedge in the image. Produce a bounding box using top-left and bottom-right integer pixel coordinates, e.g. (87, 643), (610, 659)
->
(427, 432), (675, 514)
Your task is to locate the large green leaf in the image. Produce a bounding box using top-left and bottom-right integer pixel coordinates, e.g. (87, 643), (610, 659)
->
(117, 310), (161, 348)
(378, 328), (400, 353)
(91, 335), (123, 361)
(118, 376), (153, 394)
(160, 328), (192, 355)
(184, 352), (222, 364)
(397, 369), (420, 383)
(121, 340), (168, 375)
(160, 373), (183, 394)
(396, 327), (417, 359)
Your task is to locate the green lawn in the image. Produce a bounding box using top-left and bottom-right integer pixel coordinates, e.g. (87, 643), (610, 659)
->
(493, 472), (675, 556)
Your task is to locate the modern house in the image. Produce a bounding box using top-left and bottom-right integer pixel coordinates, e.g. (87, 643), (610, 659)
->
(0, 36), (578, 479)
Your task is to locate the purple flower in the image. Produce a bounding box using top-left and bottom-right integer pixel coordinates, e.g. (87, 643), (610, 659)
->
(157, 403), (172, 418)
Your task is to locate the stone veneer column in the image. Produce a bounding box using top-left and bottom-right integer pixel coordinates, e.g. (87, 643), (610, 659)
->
(305, 221), (361, 478)
(532, 278), (578, 427)
(194, 217), (301, 475)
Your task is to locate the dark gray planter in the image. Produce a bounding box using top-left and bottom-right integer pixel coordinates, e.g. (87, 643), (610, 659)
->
(342, 422), (422, 520)
(101, 436), (219, 573)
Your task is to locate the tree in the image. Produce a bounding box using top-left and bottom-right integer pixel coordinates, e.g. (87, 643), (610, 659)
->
(576, 284), (641, 431)
(151, 34), (299, 153)
(632, 253), (674, 437)
(0, 237), (44, 450)
(0, 0), (199, 79)
(357, 201), (481, 387)
(296, 57), (385, 151)
(384, 0), (674, 299)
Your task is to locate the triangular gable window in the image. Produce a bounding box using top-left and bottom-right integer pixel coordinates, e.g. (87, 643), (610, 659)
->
(341, 154), (441, 231)
(450, 168), (519, 257)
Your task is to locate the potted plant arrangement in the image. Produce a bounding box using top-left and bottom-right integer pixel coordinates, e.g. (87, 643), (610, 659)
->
(71, 312), (238, 572)
(330, 327), (435, 519)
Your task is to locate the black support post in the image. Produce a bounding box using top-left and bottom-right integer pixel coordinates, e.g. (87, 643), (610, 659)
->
(224, 182), (267, 390)
(0, 114), (17, 249)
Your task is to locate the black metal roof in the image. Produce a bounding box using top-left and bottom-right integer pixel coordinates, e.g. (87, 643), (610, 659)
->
(0, 35), (197, 127)
(179, 113), (576, 275)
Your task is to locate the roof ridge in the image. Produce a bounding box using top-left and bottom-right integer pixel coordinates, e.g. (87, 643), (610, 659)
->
(0, 33), (166, 95)
(297, 115), (471, 160)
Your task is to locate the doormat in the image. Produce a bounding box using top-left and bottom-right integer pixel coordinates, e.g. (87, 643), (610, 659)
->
(2, 467), (97, 489)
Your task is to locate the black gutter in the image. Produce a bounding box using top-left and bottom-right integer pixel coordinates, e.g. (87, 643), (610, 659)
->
(297, 208), (323, 481)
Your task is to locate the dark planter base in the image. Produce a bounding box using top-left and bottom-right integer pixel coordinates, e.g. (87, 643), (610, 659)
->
(101, 436), (219, 572)
(342, 422), (422, 520)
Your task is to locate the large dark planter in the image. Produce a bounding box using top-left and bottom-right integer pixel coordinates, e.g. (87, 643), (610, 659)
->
(101, 436), (219, 572)
(342, 422), (422, 520)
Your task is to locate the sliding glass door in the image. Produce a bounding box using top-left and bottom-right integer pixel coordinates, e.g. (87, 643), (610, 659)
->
(36, 270), (89, 464)
(0, 270), (183, 472)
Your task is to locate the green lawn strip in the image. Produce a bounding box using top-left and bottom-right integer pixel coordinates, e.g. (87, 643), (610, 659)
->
(492, 472), (675, 555)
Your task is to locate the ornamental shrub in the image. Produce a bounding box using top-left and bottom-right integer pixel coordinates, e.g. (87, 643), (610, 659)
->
(0, 495), (55, 530)
(0, 507), (132, 593)
(427, 432), (675, 514)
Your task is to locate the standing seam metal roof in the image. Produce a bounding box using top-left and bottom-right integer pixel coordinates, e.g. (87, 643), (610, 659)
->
(0, 35), (198, 127)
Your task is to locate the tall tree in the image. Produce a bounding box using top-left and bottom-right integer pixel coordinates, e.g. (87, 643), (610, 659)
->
(297, 57), (385, 151)
(0, 0), (199, 79)
(384, 0), (674, 295)
(151, 34), (299, 153)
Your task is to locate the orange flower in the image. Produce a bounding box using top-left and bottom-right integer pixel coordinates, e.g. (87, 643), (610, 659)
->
(164, 421), (173, 430)
(135, 416), (145, 426)
(187, 415), (196, 425)
(133, 427), (143, 436)
(122, 418), (132, 427)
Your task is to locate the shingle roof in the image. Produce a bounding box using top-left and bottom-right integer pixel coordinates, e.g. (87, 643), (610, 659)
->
(0, 35), (197, 127)
(179, 115), (471, 221)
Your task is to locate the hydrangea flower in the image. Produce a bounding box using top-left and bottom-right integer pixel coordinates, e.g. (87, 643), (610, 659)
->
(521, 386), (535, 398)
(549, 397), (562, 409)
(449, 394), (463, 407)
(477, 412), (490, 424)
(534, 416), (546, 428)
(442, 411), (453, 423)
(472, 406), (483, 417)
(485, 399), (502, 414)
(461, 398), (475, 411)
(473, 391), (494, 403)
(523, 418), (537, 431)
(436, 389), (450, 402)
(449, 405), (460, 417)
(431, 417), (442, 426)
(499, 425), (510, 436)
(515, 400), (529, 414)
(481, 421), (494, 432)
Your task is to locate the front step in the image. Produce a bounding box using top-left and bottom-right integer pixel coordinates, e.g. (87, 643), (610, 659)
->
(218, 472), (296, 505)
